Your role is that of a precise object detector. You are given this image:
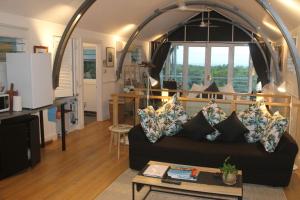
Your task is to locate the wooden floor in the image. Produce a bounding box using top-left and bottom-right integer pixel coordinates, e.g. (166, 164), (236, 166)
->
(0, 120), (129, 200)
(0, 120), (299, 200)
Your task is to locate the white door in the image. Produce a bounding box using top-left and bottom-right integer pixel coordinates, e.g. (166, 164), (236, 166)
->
(82, 43), (103, 122)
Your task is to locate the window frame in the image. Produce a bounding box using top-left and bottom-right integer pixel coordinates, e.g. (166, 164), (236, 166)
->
(161, 42), (255, 92)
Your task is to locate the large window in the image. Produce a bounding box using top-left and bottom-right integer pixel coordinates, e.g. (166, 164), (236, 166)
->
(161, 43), (256, 93)
(211, 47), (228, 87)
(161, 45), (183, 88)
(188, 47), (205, 88)
(233, 46), (250, 93)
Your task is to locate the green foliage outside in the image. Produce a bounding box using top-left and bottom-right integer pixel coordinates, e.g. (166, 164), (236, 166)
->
(84, 61), (96, 79)
(163, 64), (252, 92)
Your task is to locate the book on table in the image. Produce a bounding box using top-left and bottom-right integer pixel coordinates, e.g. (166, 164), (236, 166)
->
(167, 166), (200, 181)
(143, 164), (169, 178)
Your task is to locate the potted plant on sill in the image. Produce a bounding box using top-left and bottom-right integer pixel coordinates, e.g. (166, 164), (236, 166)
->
(220, 156), (238, 185)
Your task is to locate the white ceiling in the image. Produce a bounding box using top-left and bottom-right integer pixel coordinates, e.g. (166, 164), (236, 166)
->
(0, 0), (299, 41)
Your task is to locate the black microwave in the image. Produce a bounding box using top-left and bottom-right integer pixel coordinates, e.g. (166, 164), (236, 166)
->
(0, 94), (9, 112)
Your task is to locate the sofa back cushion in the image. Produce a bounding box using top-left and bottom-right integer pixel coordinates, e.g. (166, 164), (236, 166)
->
(201, 100), (227, 141)
(156, 94), (188, 136)
(214, 111), (249, 142)
(260, 111), (288, 153)
(237, 103), (269, 143)
(202, 82), (223, 99)
(182, 111), (215, 140)
(138, 106), (162, 143)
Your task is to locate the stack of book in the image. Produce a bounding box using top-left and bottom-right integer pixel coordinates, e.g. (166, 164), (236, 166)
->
(167, 166), (199, 181)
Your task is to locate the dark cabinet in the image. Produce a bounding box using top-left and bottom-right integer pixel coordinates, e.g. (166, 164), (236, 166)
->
(0, 115), (40, 179)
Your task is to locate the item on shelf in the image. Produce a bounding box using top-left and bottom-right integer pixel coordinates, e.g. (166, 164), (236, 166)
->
(0, 82), (4, 93)
(0, 94), (9, 112)
(13, 96), (22, 112)
(6, 83), (18, 112)
(143, 164), (169, 178)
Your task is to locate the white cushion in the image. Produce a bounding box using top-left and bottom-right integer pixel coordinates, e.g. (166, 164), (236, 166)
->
(188, 83), (205, 98)
(219, 83), (235, 100)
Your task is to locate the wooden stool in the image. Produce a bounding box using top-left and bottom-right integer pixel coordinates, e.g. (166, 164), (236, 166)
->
(108, 124), (133, 159)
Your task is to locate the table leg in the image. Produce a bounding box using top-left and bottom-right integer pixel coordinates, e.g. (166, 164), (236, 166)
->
(132, 183), (135, 200)
(39, 110), (45, 148)
(109, 131), (113, 152)
(117, 132), (120, 160)
(61, 104), (66, 151)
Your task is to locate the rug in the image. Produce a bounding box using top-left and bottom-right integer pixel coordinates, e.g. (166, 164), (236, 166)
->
(95, 169), (287, 200)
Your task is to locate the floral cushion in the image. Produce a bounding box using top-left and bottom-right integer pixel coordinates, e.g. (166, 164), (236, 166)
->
(201, 100), (227, 141)
(257, 100), (272, 119)
(156, 94), (188, 136)
(238, 103), (269, 143)
(260, 111), (288, 153)
(138, 106), (162, 143)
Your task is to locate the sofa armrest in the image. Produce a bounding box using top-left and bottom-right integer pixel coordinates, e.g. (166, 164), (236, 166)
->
(276, 133), (298, 158)
(128, 124), (151, 145)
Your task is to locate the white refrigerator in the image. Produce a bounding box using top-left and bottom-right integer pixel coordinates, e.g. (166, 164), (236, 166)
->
(6, 53), (54, 109)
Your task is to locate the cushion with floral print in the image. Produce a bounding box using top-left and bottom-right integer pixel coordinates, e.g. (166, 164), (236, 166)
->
(201, 100), (227, 141)
(257, 100), (272, 119)
(156, 94), (188, 136)
(260, 111), (288, 153)
(237, 102), (269, 143)
(138, 106), (162, 143)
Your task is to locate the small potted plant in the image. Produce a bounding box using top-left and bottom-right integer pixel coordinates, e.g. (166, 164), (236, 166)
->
(220, 156), (238, 185)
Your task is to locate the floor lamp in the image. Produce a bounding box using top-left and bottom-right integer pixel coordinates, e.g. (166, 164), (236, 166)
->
(146, 71), (158, 107)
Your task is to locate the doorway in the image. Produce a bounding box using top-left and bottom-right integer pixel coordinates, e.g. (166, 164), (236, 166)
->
(83, 44), (97, 125)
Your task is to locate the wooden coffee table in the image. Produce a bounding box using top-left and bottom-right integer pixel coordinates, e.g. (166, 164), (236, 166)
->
(132, 161), (243, 200)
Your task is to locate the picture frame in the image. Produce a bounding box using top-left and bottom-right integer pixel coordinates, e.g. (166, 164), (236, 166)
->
(106, 47), (115, 67)
(33, 45), (48, 53)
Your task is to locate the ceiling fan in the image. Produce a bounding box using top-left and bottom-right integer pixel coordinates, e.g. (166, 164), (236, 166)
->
(186, 10), (220, 28)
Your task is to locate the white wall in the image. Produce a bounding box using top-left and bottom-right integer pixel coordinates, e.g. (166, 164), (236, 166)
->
(0, 10), (149, 140)
(277, 26), (300, 166)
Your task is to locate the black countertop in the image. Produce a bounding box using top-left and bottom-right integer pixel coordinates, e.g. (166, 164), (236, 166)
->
(0, 96), (77, 121)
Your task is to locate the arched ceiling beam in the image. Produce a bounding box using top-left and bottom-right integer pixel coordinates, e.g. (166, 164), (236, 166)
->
(182, 17), (271, 80)
(52, 0), (300, 96)
(117, 1), (280, 85)
(256, 0), (300, 96)
(177, 1), (280, 83)
(52, 0), (96, 89)
(151, 17), (271, 82)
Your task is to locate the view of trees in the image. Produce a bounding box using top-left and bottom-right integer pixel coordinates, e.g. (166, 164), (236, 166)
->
(84, 61), (96, 79)
(162, 64), (252, 93)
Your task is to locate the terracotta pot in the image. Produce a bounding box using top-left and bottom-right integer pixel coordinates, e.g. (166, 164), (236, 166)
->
(222, 172), (237, 185)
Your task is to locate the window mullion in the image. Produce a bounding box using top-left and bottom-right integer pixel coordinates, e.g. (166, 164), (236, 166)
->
(248, 58), (253, 93)
(205, 44), (211, 85)
(228, 45), (234, 85)
(183, 44), (189, 90)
